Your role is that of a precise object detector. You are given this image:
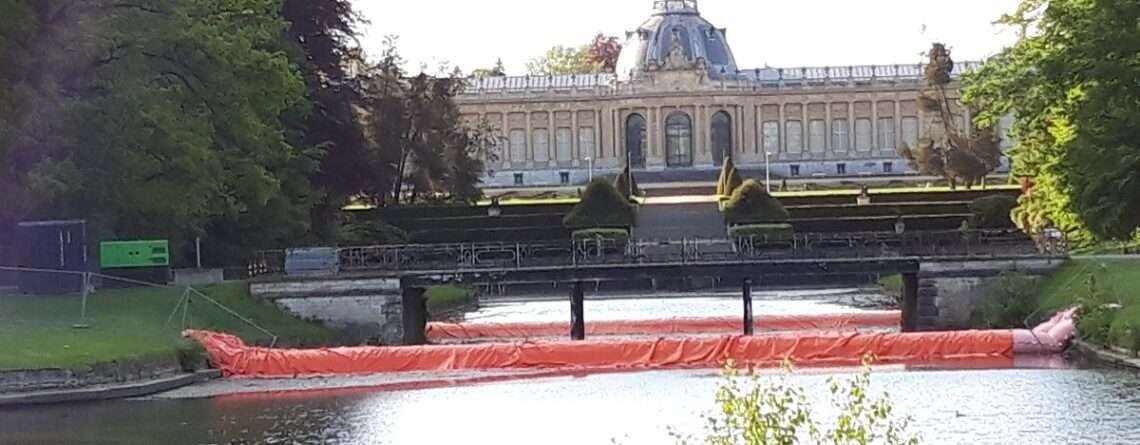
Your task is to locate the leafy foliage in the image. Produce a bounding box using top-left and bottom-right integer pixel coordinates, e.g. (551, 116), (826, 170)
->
(970, 272), (1041, 329)
(969, 194), (1018, 229)
(723, 180), (790, 225)
(527, 34), (622, 75)
(897, 43), (1003, 189)
(337, 220), (409, 246)
(677, 358), (919, 445)
(962, 0), (1140, 244)
(562, 179), (636, 229)
(716, 158), (745, 197)
(470, 58), (507, 77)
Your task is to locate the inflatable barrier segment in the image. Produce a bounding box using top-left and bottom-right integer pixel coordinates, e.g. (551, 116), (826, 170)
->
(427, 312), (901, 340)
(185, 309), (1077, 378)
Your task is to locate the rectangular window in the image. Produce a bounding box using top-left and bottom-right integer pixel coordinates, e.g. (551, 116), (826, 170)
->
(532, 128), (550, 162)
(883, 162), (894, 173)
(878, 117), (896, 151)
(831, 119), (849, 153)
(855, 118), (872, 152)
(555, 128), (572, 161)
(513, 173), (524, 185)
(785, 120), (803, 154)
(901, 117), (919, 148)
(578, 127), (595, 159)
(762, 121), (780, 154)
(836, 163), (847, 175)
(559, 171), (570, 185)
(509, 129), (527, 162)
(790, 165), (801, 177)
(808, 120), (826, 154)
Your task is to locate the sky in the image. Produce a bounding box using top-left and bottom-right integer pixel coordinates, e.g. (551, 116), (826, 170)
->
(352, 0), (1023, 75)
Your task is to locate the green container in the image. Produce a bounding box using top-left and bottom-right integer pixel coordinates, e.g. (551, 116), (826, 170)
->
(100, 240), (170, 269)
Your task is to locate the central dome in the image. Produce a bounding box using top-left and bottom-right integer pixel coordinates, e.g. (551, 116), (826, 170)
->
(615, 0), (739, 81)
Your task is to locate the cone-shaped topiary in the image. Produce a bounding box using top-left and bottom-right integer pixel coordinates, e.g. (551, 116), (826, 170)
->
(722, 179), (790, 225)
(969, 194), (1018, 229)
(716, 157), (744, 197)
(613, 164), (642, 200)
(563, 178), (637, 229)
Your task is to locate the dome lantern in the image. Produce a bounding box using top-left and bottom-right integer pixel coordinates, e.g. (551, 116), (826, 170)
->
(617, 0), (738, 81)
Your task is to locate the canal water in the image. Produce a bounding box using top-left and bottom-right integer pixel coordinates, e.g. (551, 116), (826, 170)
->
(4, 290), (1140, 444)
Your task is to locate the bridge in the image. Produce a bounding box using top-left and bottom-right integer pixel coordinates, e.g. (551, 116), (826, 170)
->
(250, 230), (1066, 345)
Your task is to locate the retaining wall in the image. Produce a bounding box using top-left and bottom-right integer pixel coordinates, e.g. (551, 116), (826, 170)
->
(250, 278), (405, 345)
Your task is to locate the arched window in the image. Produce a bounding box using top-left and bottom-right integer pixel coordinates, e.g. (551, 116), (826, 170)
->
(710, 111), (732, 166)
(625, 114), (647, 168)
(665, 112), (693, 167)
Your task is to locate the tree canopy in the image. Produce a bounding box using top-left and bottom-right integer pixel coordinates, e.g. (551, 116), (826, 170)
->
(527, 34), (622, 75)
(962, 0), (1140, 244)
(897, 43), (1003, 189)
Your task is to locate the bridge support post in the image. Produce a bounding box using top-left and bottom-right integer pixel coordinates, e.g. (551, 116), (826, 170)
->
(401, 286), (428, 345)
(901, 272), (919, 332)
(742, 278), (754, 336)
(570, 280), (585, 340)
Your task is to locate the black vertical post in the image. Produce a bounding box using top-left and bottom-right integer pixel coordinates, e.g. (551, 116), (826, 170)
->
(742, 278), (754, 336)
(570, 280), (585, 340)
(901, 272), (919, 332)
(401, 286), (428, 345)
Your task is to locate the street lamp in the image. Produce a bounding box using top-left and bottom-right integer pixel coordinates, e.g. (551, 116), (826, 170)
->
(764, 151), (772, 193)
(585, 157), (594, 182)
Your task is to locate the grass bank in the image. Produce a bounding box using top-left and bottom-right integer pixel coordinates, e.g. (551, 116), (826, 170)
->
(425, 285), (476, 319)
(1036, 258), (1140, 350)
(0, 283), (334, 370)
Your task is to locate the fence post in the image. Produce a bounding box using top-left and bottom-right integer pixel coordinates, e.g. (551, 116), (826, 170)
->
(742, 278), (754, 336)
(570, 281), (585, 340)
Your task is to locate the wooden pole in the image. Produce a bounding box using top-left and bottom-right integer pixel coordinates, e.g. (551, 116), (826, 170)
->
(901, 272), (919, 332)
(743, 278), (754, 336)
(570, 281), (585, 340)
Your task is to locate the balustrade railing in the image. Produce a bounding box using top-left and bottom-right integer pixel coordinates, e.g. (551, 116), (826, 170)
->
(250, 230), (1060, 277)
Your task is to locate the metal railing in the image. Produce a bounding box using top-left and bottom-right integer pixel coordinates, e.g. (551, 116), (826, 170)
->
(251, 230), (1059, 277)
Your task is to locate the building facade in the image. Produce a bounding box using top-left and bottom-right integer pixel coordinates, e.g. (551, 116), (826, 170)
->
(456, 0), (1008, 188)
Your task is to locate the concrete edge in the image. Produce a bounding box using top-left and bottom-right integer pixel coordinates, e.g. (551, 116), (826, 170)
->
(1073, 339), (1140, 371)
(0, 369), (222, 407)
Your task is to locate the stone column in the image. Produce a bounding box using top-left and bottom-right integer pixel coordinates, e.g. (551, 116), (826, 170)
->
(871, 99), (879, 158)
(901, 272), (919, 333)
(596, 108), (604, 160)
(825, 100), (833, 161)
(571, 109), (579, 165)
(525, 109), (533, 167)
(894, 100), (903, 151)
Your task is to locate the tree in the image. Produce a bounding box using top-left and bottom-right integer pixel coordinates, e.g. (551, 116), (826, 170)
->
(586, 34), (622, 73)
(897, 43), (1003, 190)
(563, 179), (636, 229)
(526, 34), (621, 76)
(962, 0), (1140, 244)
(359, 39), (499, 206)
(470, 58), (506, 77)
(282, 0), (374, 241)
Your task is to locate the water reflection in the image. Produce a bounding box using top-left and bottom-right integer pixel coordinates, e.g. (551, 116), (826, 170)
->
(4, 367), (1140, 444)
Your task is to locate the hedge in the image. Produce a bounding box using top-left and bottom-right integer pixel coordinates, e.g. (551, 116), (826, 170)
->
(728, 223), (795, 241)
(563, 179), (637, 229)
(572, 228), (630, 244)
(722, 180), (790, 225)
(969, 194), (1018, 229)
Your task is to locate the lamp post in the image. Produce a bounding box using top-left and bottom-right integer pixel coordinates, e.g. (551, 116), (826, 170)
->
(764, 151), (772, 193)
(585, 157), (594, 182)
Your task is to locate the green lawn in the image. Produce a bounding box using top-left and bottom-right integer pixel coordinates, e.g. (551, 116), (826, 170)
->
(425, 285), (475, 317)
(1036, 258), (1140, 349)
(0, 283), (334, 370)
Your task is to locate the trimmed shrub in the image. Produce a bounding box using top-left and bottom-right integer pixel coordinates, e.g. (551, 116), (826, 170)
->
(563, 179), (637, 229)
(613, 164), (643, 199)
(969, 194), (1018, 229)
(722, 180), (790, 225)
(716, 158), (744, 197)
(338, 220), (409, 245)
(727, 223), (794, 241)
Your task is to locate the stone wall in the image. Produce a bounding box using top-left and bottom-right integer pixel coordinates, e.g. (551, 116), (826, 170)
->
(0, 358), (182, 394)
(250, 278), (405, 345)
(916, 258), (1063, 330)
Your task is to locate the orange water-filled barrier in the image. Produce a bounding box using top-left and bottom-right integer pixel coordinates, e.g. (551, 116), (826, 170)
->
(427, 312), (901, 340)
(185, 309), (1076, 378)
(186, 329), (1014, 378)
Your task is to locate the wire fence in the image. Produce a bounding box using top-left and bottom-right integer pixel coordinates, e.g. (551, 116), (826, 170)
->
(0, 266), (278, 357)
